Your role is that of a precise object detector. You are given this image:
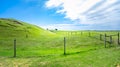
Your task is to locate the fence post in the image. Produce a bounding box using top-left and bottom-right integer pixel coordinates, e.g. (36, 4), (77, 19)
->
(104, 34), (107, 48)
(89, 32), (91, 37)
(110, 35), (112, 47)
(118, 33), (120, 45)
(64, 37), (66, 55)
(100, 34), (102, 40)
(81, 32), (82, 35)
(14, 39), (16, 57)
(26, 34), (28, 38)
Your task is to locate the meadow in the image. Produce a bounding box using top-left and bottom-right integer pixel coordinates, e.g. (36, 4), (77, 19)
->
(0, 31), (120, 67)
(0, 18), (120, 67)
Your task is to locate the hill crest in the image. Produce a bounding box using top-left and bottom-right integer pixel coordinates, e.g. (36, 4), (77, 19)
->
(0, 18), (54, 38)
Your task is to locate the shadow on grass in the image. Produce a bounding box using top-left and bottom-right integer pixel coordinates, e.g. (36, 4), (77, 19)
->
(62, 48), (97, 56)
(2, 48), (98, 58)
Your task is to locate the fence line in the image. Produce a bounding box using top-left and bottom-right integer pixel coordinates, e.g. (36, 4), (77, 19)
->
(0, 31), (119, 57)
(66, 31), (120, 48)
(99, 32), (120, 48)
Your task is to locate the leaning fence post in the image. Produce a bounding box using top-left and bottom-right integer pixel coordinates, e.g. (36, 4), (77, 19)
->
(64, 37), (66, 55)
(118, 32), (120, 45)
(14, 39), (16, 57)
(104, 34), (107, 48)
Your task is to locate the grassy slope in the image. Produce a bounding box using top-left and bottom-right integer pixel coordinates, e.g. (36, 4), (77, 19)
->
(0, 18), (55, 38)
(0, 18), (120, 67)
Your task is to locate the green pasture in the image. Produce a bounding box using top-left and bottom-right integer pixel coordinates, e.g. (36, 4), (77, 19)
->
(0, 18), (120, 67)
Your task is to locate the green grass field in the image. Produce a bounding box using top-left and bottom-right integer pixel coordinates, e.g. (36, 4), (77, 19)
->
(0, 18), (120, 67)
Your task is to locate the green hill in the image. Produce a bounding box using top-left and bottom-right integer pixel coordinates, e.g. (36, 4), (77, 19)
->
(0, 18), (54, 38)
(0, 18), (120, 67)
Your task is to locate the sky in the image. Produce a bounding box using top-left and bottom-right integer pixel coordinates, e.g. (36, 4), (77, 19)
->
(0, 0), (120, 30)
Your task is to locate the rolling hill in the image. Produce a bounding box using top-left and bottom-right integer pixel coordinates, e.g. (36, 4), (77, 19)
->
(0, 18), (54, 38)
(0, 18), (120, 67)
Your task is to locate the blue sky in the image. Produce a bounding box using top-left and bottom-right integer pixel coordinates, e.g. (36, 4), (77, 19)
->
(0, 0), (120, 30)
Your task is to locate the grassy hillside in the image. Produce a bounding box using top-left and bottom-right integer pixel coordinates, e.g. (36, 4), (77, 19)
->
(0, 18), (55, 38)
(0, 18), (120, 67)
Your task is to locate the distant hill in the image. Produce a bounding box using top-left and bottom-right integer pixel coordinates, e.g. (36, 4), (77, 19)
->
(0, 18), (54, 38)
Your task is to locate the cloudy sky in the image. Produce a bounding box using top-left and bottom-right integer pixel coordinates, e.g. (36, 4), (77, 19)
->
(0, 0), (120, 30)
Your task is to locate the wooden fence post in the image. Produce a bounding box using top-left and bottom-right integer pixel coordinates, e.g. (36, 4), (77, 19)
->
(89, 32), (91, 37)
(81, 32), (82, 35)
(14, 39), (16, 57)
(118, 33), (119, 45)
(64, 37), (66, 55)
(110, 35), (112, 47)
(104, 34), (107, 48)
(26, 34), (28, 38)
(100, 34), (102, 40)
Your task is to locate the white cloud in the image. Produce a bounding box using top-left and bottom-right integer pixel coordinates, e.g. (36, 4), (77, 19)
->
(46, 0), (62, 8)
(46, 0), (102, 21)
(89, 0), (118, 14)
(45, 0), (120, 25)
